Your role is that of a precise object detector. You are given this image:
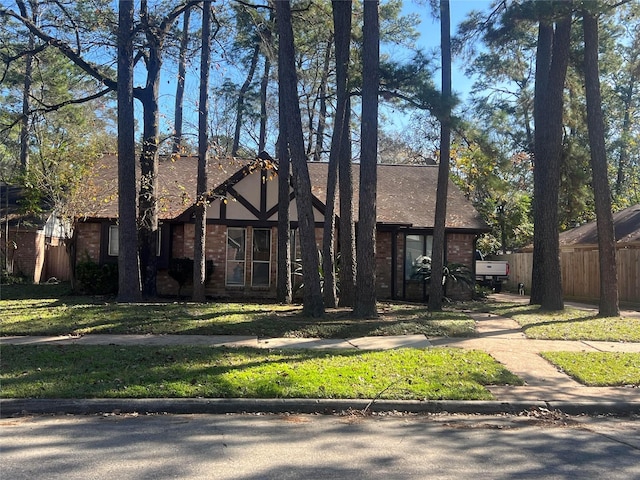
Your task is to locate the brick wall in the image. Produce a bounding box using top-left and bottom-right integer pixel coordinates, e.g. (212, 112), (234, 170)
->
(76, 222), (102, 262)
(1, 228), (38, 279)
(446, 233), (475, 300)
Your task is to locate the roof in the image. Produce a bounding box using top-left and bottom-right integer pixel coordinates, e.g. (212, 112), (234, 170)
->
(83, 154), (489, 231)
(307, 163), (489, 231)
(0, 184), (49, 229)
(83, 155), (251, 220)
(559, 204), (640, 246)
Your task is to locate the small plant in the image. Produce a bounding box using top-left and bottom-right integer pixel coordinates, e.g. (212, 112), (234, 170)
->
(75, 256), (118, 295)
(168, 258), (215, 298)
(410, 257), (475, 292)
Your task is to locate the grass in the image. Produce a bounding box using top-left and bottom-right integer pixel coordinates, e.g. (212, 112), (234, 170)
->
(0, 345), (522, 400)
(541, 352), (640, 387)
(0, 284), (476, 339)
(466, 301), (640, 342)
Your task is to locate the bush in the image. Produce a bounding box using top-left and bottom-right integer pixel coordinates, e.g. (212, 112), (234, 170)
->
(168, 258), (215, 297)
(75, 258), (118, 295)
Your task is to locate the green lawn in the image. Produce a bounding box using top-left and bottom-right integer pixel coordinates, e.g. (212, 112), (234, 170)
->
(541, 352), (640, 387)
(0, 345), (522, 400)
(469, 301), (640, 342)
(0, 284), (476, 339)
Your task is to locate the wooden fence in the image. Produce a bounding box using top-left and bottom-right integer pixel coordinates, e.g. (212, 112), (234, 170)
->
(497, 249), (640, 306)
(43, 240), (71, 281)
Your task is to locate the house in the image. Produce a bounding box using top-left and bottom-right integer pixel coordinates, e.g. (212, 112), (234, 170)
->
(558, 204), (640, 251)
(0, 184), (70, 283)
(503, 204), (640, 305)
(70, 154), (490, 301)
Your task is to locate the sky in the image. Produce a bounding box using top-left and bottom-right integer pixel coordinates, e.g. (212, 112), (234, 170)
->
(382, 0), (493, 133)
(402, 0), (493, 96)
(153, 0), (496, 152)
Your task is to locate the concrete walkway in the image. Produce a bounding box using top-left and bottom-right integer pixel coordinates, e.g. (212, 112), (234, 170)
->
(2, 293), (638, 413)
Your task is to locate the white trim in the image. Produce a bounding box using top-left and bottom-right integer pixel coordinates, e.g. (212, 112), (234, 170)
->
(226, 227), (246, 286)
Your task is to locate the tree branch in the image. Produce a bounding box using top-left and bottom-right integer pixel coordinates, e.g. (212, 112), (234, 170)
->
(0, 88), (112, 136)
(0, 4), (117, 91)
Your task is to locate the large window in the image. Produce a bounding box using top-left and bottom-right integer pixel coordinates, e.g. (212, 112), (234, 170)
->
(405, 234), (433, 280)
(252, 228), (271, 287)
(226, 227), (246, 286)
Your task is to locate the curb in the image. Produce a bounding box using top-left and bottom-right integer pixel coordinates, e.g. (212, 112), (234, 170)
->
(2, 398), (638, 417)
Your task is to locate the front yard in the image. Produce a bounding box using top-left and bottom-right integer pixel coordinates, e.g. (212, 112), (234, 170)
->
(1, 284), (638, 398)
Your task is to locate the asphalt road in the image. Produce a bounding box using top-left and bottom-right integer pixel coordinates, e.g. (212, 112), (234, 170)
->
(2, 412), (639, 479)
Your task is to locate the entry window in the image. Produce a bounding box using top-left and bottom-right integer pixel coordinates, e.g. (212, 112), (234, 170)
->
(252, 228), (271, 287)
(405, 234), (433, 279)
(226, 227), (246, 286)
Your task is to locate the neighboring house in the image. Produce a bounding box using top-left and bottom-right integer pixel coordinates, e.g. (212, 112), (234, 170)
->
(558, 204), (640, 251)
(0, 184), (70, 283)
(503, 204), (640, 305)
(71, 154), (490, 301)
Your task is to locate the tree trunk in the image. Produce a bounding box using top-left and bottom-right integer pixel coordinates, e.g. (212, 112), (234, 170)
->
(276, 130), (292, 304)
(259, 55), (271, 153)
(582, 5), (619, 317)
(276, 0), (323, 317)
(275, 13), (291, 305)
(428, 0), (452, 312)
(17, 0), (38, 173)
(232, 42), (260, 156)
(313, 38), (333, 162)
(354, 0), (379, 319)
(192, 0), (211, 303)
(117, 0), (141, 302)
(530, 9), (572, 311)
(172, 7), (191, 155)
(332, 0), (354, 308)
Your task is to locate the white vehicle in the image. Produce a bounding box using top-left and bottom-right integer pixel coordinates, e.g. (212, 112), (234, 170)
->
(475, 251), (509, 292)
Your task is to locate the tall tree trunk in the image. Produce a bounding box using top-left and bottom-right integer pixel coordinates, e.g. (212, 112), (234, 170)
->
(117, 0), (141, 302)
(530, 8), (572, 311)
(259, 55), (271, 152)
(274, 12), (291, 305)
(276, 0), (324, 317)
(313, 38), (333, 162)
(428, 0), (452, 312)
(232, 43), (260, 156)
(17, 0), (37, 173)
(193, 0), (211, 302)
(329, 0), (353, 308)
(276, 130), (292, 304)
(615, 78), (635, 198)
(583, 5), (619, 317)
(138, 0), (162, 298)
(354, 0), (379, 318)
(172, 7), (191, 155)
(338, 93), (356, 307)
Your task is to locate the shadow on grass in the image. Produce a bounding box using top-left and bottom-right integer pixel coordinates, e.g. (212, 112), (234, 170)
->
(1, 345), (515, 399)
(1, 288), (477, 339)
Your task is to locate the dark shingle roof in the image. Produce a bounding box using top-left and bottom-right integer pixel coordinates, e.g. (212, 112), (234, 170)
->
(559, 204), (640, 246)
(85, 155), (488, 231)
(308, 163), (488, 231)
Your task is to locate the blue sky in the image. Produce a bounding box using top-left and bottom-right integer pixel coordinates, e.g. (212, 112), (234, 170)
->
(402, 0), (493, 97)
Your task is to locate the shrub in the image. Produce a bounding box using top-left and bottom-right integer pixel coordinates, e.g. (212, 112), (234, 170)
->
(75, 257), (118, 295)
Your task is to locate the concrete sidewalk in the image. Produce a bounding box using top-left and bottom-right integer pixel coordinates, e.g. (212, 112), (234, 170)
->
(2, 294), (638, 415)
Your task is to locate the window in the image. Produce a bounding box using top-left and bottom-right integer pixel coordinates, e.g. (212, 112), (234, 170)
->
(108, 225), (161, 257)
(226, 227), (246, 286)
(252, 228), (271, 287)
(108, 225), (119, 256)
(405, 234), (433, 280)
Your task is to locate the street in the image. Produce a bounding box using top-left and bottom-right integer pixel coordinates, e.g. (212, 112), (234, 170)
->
(1, 412), (639, 479)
